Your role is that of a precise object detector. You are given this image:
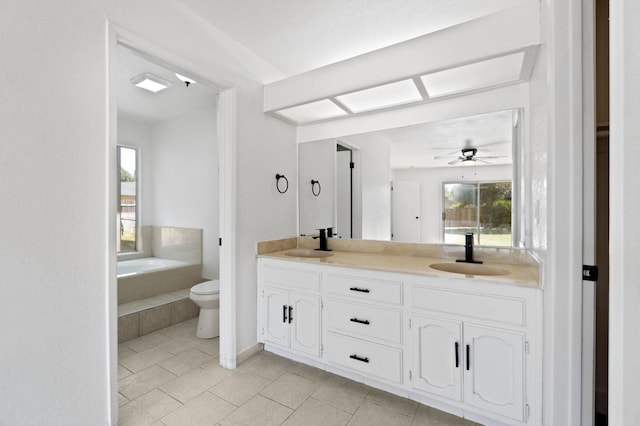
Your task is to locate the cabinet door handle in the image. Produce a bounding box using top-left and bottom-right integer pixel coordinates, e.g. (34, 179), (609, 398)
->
(466, 344), (470, 371)
(455, 342), (459, 368)
(349, 354), (369, 363)
(282, 305), (287, 323)
(288, 305), (293, 323)
(349, 317), (370, 325)
(349, 287), (370, 293)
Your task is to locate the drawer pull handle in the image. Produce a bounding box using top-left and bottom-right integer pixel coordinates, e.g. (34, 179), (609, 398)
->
(282, 305), (287, 323)
(349, 318), (370, 325)
(349, 354), (369, 363)
(466, 344), (470, 371)
(455, 342), (459, 368)
(349, 287), (370, 293)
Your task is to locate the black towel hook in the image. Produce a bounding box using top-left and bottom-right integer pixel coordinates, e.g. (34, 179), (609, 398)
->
(311, 179), (321, 196)
(275, 174), (289, 194)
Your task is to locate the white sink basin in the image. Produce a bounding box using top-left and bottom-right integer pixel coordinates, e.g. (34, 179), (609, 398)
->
(284, 249), (334, 258)
(429, 262), (510, 276)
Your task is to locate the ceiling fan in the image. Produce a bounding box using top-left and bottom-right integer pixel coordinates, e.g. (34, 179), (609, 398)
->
(434, 148), (506, 165)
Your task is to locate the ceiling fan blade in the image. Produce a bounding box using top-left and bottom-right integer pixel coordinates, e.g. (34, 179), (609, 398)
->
(448, 158), (463, 165)
(475, 155), (507, 160)
(474, 159), (492, 164)
(433, 155), (460, 159)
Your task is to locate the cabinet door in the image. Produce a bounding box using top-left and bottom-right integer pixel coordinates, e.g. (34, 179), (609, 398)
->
(263, 287), (290, 348)
(412, 315), (462, 401)
(290, 292), (321, 357)
(463, 324), (525, 422)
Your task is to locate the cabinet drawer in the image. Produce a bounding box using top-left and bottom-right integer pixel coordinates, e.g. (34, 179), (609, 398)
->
(326, 299), (403, 345)
(262, 264), (321, 292)
(327, 274), (402, 305)
(326, 333), (402, 384)
(412, 285), (526, 327)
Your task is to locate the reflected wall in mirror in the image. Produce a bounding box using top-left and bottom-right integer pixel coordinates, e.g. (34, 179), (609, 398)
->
(298, 109), (522, 247)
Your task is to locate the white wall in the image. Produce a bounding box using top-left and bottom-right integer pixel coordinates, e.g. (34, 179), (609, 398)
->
(393, 165), (512, 243)
(298, 139), (336, 235)
(151, 106), (219, 279)
(0, 1), (110, 425)
(358, 136), (392, 240)
(609, 0), (640, 423)
(234, 83), (298, 352)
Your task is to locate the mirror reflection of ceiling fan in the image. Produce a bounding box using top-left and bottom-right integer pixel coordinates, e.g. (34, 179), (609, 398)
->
(434, 147), (507, 165)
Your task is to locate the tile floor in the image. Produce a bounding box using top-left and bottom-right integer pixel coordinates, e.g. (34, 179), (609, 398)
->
(118, 318), (479, 426)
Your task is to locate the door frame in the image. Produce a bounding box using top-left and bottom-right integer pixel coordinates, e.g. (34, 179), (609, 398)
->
(106, 24), (237, 423)
(581, 0), (597, 423)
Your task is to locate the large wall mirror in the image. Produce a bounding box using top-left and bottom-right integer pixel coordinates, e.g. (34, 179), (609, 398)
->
(298, 109), (524, 247)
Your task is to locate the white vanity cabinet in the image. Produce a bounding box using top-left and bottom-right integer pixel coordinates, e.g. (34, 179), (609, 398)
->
(410, 279), (537, 424)
(412, 316), (525, 421)
(257, 256), (541, 426)
(258, 259), (322, 358)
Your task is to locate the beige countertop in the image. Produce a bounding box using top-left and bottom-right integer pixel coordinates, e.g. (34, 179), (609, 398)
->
(258, 248), (540, 289)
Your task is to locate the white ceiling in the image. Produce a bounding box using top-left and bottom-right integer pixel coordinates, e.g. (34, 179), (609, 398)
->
(118, 1), (533, 124)
(341, 109), (515, 170)
(117, 45), (219, 124)
(178, 0), (530, 78)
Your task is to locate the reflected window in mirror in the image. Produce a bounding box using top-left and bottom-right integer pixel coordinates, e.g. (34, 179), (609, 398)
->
(117, 146), (138, 253)
(443, 181), (512, 247)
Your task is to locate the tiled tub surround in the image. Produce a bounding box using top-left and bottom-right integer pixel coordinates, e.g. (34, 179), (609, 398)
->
(118, 226), (204, 304)
(118, 261), (203, 304)
(118, 289), (200, 343)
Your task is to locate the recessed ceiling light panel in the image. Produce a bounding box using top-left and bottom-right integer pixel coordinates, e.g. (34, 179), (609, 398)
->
(420, 52), (525, 98)
(276, 99), (348, 123)
(335, 79), (423, 113)
(130, 72), (172, 93)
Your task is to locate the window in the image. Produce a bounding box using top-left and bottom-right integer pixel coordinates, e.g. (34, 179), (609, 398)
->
(117, 146), (138, 253)
(443, 181), (512, 247)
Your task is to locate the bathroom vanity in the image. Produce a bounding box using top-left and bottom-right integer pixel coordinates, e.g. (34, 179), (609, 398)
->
(256, 241), (542, 426)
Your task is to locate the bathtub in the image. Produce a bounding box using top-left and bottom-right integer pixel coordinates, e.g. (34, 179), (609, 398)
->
(117, 257), (202, 304)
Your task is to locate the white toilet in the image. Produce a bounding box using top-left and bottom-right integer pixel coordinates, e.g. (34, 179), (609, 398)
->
(189, 280), (220, 338)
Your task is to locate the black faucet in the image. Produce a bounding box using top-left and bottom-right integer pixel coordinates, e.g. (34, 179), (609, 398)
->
(456, 232), (482, 264)
(313, 228), (332, 251)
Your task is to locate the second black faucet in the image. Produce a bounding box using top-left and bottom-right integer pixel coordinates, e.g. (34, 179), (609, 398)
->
(456, 232), (482, 264)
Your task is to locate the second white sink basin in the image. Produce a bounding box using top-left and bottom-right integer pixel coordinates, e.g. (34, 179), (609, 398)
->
(429, 262), (510, 276)
(284, 249), (334, 258)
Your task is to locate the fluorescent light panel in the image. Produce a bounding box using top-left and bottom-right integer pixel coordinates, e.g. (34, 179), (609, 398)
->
(276, 99), (347, 123)
(420, 52), (525, 98)
(130, 72), (172, 93)
(335, 79), (422, 113)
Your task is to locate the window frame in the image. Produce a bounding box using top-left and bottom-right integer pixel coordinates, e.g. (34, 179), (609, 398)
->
(117, 145), (139, 254)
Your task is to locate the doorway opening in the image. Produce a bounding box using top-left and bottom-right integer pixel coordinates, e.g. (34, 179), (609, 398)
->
(109, 35), (236, 424)
(336, 144), (353, 239)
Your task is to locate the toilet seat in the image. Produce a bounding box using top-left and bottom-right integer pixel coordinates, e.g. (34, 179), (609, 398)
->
(191, 280), (220, 295)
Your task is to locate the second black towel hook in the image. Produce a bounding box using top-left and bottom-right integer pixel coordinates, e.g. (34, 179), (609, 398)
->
(275, 174), (289, 194)
(311, 179), (321, 196)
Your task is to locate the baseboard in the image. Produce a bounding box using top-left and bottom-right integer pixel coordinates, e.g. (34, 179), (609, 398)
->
(236, 342), (263, 365)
